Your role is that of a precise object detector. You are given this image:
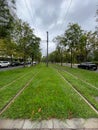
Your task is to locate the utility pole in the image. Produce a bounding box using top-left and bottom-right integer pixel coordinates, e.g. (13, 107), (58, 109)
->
(46, 31), (49, 67)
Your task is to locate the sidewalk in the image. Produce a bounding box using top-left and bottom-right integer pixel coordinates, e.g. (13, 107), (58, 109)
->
(0, 118), (98, 129)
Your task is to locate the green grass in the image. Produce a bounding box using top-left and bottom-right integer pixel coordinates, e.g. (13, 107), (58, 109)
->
(58, 65), (98, 88)
(0, 67), (35, 88)
(52, 64), (98, 109)
(59, 70), (98, 109)
(1, 66), (98, 120)
(0, 66), (40, 110)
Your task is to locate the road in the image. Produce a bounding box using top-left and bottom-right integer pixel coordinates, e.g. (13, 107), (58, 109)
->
(0, 63), (98, 72)
(96, 69), (98, 72)
(60, 63), (98, 73)
(0, 66), (24, 71)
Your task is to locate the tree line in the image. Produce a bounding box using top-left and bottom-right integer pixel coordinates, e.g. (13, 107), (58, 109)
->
(46, 10), (98, 67)
(0, 0), (41, 66)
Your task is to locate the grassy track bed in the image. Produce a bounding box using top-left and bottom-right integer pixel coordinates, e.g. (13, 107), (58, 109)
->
(58, 65), (98, 88)
(1, 66), (98, 120)
(0, 66), (39, 110)
(56, 67), (98, 110)
(0, 67), (34, 89)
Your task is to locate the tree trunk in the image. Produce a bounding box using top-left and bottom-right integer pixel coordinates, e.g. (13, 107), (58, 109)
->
(10, 55), (13, 63)
(71, 47), (73, 68)
(85, 47), (88, 62)
(31, 55), (34, 66)
(23, 55), (26, 67)
(60, 49), (63, 66)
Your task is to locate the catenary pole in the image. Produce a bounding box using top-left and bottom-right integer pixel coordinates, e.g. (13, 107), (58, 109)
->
(46, 31), (49, 67)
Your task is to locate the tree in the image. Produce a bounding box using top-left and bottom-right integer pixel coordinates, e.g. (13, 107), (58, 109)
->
(0, 0), (15, 38)
(86, 31), (98, 61)
(0, 1), (41, 62)
(29, 35), (41, 64)
(52, 22), (98, 65)
(53, 35), (66, 66)
(77, 34), (87, 62)
(96, 9), (98, 32)
(95, 8), (98, 61)
(0, 0), (16, 60)
(64, 23), (83, 67)
(13, 20), (34, 66)
(12, 19), (41, 66)
(49, 50), (61, 63)
(0, 38), (17, 61)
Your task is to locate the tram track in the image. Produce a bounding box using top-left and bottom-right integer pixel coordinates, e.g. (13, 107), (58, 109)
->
(0, 71), (40, 115)
(54, 65), (98, 90)
(53, 67), (98, 115)
(0, 71), (32, 91)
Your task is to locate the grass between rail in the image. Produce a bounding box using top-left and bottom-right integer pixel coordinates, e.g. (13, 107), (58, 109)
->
(1, 65), (98, 120)
(52, 64), (98, 109)
(0, 67), (35, 88)
(58, 64), (98, 88)
(0, 65), (40, 110)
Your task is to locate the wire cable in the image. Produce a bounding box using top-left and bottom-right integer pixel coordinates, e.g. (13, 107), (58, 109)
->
(24, 0), (39, 34)
(49, 0), (73, 37)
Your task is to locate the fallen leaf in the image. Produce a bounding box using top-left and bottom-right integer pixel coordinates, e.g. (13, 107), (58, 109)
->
(32, 110), (34, 115)
(38, 108), (41, 112)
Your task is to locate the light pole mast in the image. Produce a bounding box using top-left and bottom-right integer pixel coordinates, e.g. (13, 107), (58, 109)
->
(46, 31), (49, 67)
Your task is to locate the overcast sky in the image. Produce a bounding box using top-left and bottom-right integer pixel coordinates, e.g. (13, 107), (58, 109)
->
(16, 0), (98, 56)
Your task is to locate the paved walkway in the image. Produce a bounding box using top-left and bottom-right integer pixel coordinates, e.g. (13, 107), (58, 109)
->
(0, 118), (98, 129)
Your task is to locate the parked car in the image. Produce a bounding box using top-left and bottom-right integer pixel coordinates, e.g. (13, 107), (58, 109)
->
(78, 62), (97, 71)
(11, 61), (20, 66)
(33, 61), (37, 65)
(0, 61), (10, 68)
(26, 61), (31, 65)
(20, 62), (24, 65)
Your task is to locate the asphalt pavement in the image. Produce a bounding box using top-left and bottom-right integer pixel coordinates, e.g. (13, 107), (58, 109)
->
(0, 64), (98, 72)
(59, 63), (98, 73)
(0, 65), (24, 71)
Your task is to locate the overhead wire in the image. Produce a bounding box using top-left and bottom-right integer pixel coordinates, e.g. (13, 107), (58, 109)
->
(16, 0), (37, 33)
(16, 3), (29, 21)
(46, 0), (73, 55)
(18, 0), (72, 55)
(16, 0), (46, 55)
(57, 0), (72, 35)
(23, 0), (39, 35)
(17, 0), (72, 37)
(49, 0), (73, 37)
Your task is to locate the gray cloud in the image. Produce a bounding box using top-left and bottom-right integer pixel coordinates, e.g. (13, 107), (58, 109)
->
(70, 1), (97, 21)
(16, 0), (98, 55)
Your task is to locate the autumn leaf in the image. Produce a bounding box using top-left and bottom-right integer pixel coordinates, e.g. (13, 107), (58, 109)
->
(38, 108), (41, 112)
(32, 110), (34, 115)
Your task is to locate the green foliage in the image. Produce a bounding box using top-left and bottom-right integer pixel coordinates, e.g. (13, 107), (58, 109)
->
(29, 36), (41, 63)
(0, 0), (15, 38)
(0, 0), (41, 63)
(65, 23), (82, 48)
(94, 49), (98, 61)
(11, 20), (41, 64)
(96, 9), (98, 31)
(52, 23), (98, 65)
(64, 23), (83, 66)
(49, 50), (61, 63)
(52, 35), (67, 65)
